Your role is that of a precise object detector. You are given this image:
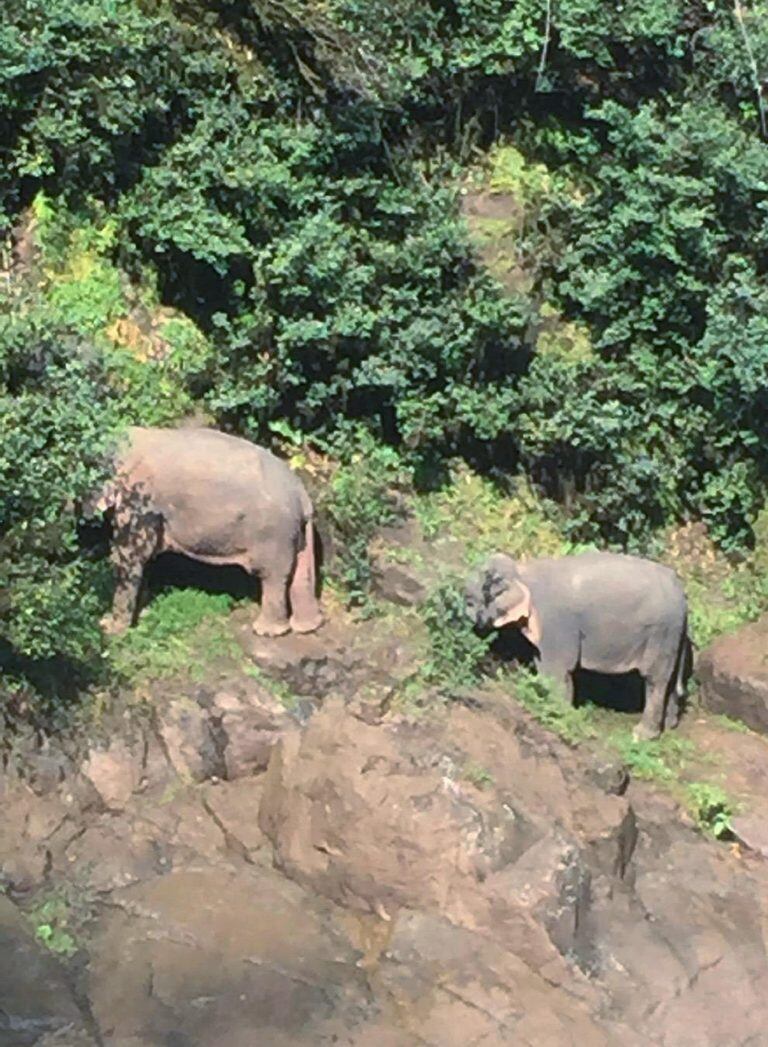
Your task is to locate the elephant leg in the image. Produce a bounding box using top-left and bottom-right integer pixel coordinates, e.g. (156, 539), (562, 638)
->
(102, 512), (162, 635)
(537, 643), (578, 706)
(633, 674), (668, 741)
(664, 691), (680, 731)
(254, 561), (291, 637)
(289, 522), (323, 634)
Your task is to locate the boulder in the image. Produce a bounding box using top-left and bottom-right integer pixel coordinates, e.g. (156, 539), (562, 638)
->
(83, 862), (625, 1046)
(259, 697), (631, 997)
(369, 520), (467, 609)
(208, 682), (295, 779)
(155, 697), (224, 782)
(259, 693), (768, 1044)
(202, 779), (271, 861)
(81, 739), (143, 810)
(85, 866), (372, 1047)
(0, 781), (72, 895)
(731, 808), (768, 859)
(698, 616), (768, 733)
(374, 911), (631, 1046)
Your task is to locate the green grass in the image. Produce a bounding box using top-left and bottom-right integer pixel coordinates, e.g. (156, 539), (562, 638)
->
(463, 762), (494, 789)
(511, 670), (597, 745)
(609, 733), (697, 783)
(712, 713), (753, 734)
(685, 782), (737, 838)
(26, 891), (80, 957)
(108, 589), (241, 685)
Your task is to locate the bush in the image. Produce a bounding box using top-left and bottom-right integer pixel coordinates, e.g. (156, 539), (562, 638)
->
(0, 286), (118, 666)
(417, 579), (493, 696)
(320, 428), (408, 604)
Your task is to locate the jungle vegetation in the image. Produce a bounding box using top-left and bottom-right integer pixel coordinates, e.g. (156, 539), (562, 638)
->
(2, 0), (768, 698)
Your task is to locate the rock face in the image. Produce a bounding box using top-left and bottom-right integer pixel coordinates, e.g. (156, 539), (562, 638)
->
(82, 738), (143, 809)
(261, 695), (768, 1046)
(698, 616), (768, 733)
(0, 895), (92, 1045)
(206, 682), (296, 779)
(86, 866), (373, 1047)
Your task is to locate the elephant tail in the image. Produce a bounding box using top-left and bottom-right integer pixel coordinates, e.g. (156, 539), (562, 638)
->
(674, 621), (693, 698)
(299, 485), (314, 527)
(298, 486), (318, 574)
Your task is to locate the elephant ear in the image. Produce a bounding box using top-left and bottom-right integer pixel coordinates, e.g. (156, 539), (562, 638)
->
(492, 580), (542, 648)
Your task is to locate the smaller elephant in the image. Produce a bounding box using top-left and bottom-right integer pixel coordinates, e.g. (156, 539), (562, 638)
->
(465, 551), (690, 740)
(91, 426), (324, 637)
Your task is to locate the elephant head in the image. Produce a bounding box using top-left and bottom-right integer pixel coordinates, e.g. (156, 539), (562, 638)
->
(465, 554), (542, 646)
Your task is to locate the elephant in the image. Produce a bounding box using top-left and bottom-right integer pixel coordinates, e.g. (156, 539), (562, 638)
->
(465, 551), (690, 741)
(91, 426), (324, 637)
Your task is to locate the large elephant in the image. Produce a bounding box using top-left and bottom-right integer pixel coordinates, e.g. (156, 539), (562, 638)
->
(92, 426), (323, 637)
(465, 551), (690, 740)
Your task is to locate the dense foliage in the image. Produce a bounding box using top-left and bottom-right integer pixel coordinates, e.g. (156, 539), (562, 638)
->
(2, 0), (768, 677)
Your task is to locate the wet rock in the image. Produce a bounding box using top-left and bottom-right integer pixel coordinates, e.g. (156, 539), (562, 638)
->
(209, 682), (295, 779)
(494, 832), (595, 973)
(155, 698), (223, 782)
(35, 1031), (97, 1047)
(81, 739), (143, 810)
(0, 894), (87, 1045)
(85, 866), (373, 1046)
(698, 616), (768, 733)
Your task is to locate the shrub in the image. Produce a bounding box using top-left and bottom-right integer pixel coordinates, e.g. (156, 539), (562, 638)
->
(417, 579), (493, 695)
(320, 429), (408, 604)
(686, 782), (737, 839)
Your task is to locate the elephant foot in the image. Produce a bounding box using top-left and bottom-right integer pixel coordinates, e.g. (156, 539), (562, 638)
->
(632, 721), (661, 743)
(100, 613), (129, 636)
(290, 612), (324, 635)
(253, 616), (291, 638)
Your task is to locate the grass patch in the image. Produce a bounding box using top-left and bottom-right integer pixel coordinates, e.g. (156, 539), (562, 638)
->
(712, 713), (753, 734)
(512, 670), (597, 745)
(609, 733), (696, 783)
(320, 431), (408, 608)
(26, 888), (88, 957)
(108, 590), (240, 685)
(463, 762), (494, 789)
(685, 782), (737, 838)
